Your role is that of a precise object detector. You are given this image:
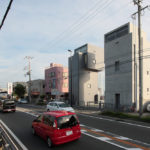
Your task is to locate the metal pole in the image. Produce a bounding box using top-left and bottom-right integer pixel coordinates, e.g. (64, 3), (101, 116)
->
(25, 56), (33, 103)
(137, 0), (143, 116)
(68, 50), (72, 106)
(134, 44), (137, 111)
(28, 58), (32, 103)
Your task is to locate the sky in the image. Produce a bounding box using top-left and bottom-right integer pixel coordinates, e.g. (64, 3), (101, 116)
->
(0, 0), (150, 89)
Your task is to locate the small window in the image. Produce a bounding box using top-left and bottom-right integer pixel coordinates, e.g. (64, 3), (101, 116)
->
(87, 83), (91, 88)
(63, 72), (68, 78)
(43, 115), (54, 126)
(63, 83), (68, 88)
(147, 88), (149, 92)
(115, 61), (120, 71)
(147, 71), (149, 75)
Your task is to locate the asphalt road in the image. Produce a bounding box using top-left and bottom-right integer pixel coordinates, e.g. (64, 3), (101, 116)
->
(0, 105), (150, 150)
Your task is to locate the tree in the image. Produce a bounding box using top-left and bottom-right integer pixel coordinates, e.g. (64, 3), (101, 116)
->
(14, 84), (26, 98)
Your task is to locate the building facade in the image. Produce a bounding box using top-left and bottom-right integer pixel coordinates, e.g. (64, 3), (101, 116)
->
(45, 63), (68, 100)
(69, 43), (104, 106)
(104, 22), (150, 111)
(30, 79), (45, 103)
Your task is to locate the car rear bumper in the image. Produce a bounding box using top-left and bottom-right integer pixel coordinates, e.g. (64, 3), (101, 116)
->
(3, 109), (16, 112)
(52, 133), (81, 145)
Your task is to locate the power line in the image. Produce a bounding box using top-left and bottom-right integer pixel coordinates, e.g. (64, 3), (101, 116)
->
(38, 0), (113, 52)
(0, 0), (13, 30)
(41, 0), (130, 52)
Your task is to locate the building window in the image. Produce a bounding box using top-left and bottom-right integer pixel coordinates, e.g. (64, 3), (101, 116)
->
(147, 71), (149, 75)
(87, 83), (91, 88)
(63, 83), (68, 88)
(63, 72), (68, 79)
(50, 72), (55, 77)
(105, 25), (128, 43)
(147, 88), (149, 92)
(115, 61), (120, 71)
(49, 81), (52, 88)
(52, 79), (56, 88)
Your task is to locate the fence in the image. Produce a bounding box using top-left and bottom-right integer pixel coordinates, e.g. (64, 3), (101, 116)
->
(0, 120), (28, 150)
(73, 101), (135, 112)
(99, 102), (135, 112)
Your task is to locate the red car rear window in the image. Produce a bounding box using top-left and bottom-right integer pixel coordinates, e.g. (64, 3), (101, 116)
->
(57, 115), (79, 129)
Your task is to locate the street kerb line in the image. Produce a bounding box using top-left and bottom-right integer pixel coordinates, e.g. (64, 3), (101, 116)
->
(78, 113), (150, 129)
(81, 127), (150, 150)
(0, 120), (28, 150)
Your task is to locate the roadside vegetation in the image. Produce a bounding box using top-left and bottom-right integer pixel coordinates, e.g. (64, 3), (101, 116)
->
(101, 111), (150, 123)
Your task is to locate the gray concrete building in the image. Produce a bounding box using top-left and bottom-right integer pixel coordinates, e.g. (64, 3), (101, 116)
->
(30, 79), (45, 103)
(69, 43), (104, 106)
(104, 22), (150, 111)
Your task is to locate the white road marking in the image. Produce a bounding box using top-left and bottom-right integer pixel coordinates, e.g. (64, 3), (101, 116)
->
(82, 132), (130, 150)
(0, 120), (28, 150)
(126, 148), (143, 150)
(97, 137), (111, 141)
(78, 113), (150, 129)
(115, 136), (131, 140)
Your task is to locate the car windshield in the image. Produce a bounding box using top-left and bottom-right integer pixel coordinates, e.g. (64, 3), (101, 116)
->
(4, 100), (15, 105)
(57, 115), (79, 129)
(58, 103), (70, 108)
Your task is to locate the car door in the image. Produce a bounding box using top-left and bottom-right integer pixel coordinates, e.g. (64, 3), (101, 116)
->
(53, 103), (58, 111)
(33, 115), (43, 136)
(41, 115), (54, 140)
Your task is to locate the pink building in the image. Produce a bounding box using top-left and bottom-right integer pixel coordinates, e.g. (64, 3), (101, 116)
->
(45, 63), (68, 100)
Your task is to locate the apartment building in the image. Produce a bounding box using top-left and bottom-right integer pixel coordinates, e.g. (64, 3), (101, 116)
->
(45, 63), (68, 100)
(104, 22), (150, 111)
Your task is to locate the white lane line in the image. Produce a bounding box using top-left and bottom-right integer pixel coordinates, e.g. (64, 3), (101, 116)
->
(97, 137), (111, 141)
(115, 136), (130, 140)
(126, 148), (143, 150)
(91, 129), (104, 132)
(82, 132), (130, 150)
(0, 120), (28, 150)
(78, 113), (150, 129)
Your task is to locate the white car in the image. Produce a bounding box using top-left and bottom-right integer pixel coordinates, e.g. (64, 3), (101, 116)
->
(18, 99), (28, 104)
(46, 101), (75, 112)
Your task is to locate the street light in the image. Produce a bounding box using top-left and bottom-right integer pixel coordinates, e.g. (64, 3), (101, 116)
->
(68, 50), (72, 106)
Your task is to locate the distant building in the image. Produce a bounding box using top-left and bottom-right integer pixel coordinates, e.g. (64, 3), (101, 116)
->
(45, 63), (69, 100)
(30, 79), (45, 103)
(69, 43), (104, 106)
(104, 22), (150, 111)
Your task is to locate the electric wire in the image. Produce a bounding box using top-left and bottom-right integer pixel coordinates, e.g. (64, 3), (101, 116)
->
(0, 0), (13, 30)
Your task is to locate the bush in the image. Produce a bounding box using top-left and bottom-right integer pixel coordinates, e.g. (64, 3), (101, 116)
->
(36, 99), (46, 105)
(101, 111), (150, 123)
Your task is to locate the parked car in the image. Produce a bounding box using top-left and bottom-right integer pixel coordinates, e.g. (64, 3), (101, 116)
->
(0, 99), (16, 112)
(32, 111), (81, 147)
(46, 101), (75, 112)
(18, 99), (28, 104)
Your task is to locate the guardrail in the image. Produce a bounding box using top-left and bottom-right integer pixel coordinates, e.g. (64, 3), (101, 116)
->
(0, 120), (28, 150)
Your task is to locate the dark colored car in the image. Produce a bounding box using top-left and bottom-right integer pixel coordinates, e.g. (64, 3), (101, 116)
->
(0, 99), (16, 112)
(32, 111), (81, 147)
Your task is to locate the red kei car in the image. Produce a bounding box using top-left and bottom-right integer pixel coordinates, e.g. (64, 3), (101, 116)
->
(32, 111), (81, 147)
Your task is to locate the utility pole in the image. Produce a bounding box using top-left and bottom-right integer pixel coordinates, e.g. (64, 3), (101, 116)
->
(132, 0), (149, 116)
(24, 56), (33, 103)
(68, 50), (73, 106)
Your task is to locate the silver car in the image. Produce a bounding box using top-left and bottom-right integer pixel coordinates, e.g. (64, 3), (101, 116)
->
(46, 101), (75, 112)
